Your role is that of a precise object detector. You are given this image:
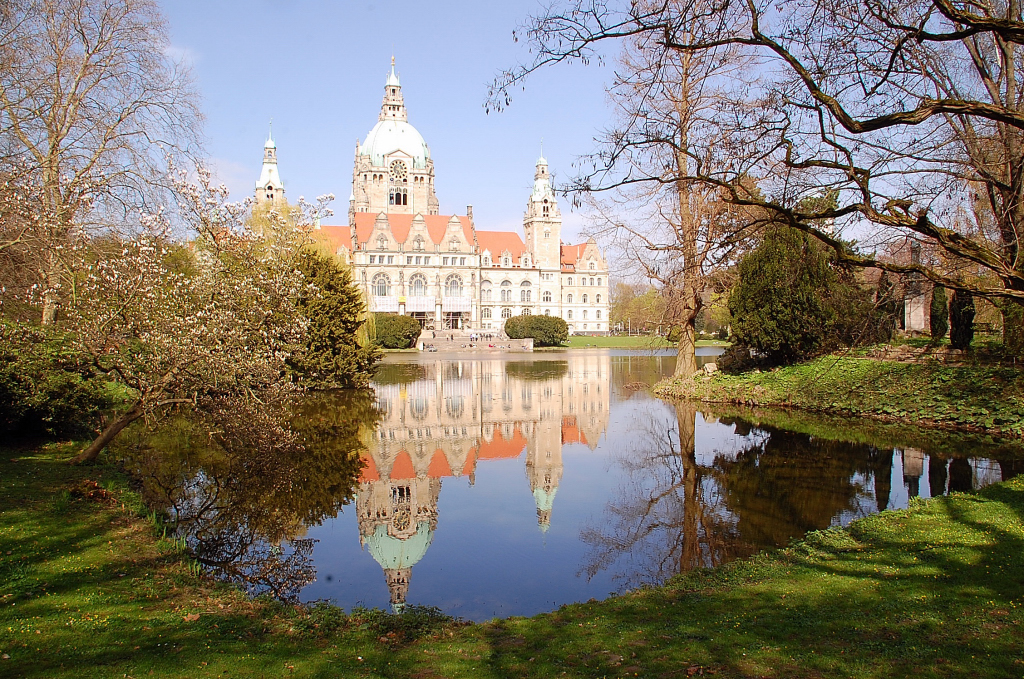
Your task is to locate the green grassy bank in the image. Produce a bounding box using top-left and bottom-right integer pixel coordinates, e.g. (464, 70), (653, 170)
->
(3, 444), (1024, 678)
(656, 355), (1024, 437)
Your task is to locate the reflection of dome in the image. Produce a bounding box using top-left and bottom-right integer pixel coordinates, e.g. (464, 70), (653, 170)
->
(361, 121), (430, 168)
(533, 487), (558, 533)
(365, 521), (433, 570)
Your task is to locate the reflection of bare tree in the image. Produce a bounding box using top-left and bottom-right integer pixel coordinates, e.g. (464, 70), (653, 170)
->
(583, 403), (886, 590)
(580, 402), (750, 590)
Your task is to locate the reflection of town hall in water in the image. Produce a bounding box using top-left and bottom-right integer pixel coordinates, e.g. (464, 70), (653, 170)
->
(255, 61), (610, 334)
(355, 356), (610, 608)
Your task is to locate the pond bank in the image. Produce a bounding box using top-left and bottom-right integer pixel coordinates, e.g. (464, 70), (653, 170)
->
(655, 355), (1024, 437)
(2, 443), (1022, 677)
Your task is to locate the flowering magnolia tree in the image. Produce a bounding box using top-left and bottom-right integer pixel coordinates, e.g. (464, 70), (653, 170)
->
(69, 170), (339, 463)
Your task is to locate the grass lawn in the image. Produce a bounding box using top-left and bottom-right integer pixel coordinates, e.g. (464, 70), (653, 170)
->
(657, 354), (1024, 438)
(2, 442), (1023, 677)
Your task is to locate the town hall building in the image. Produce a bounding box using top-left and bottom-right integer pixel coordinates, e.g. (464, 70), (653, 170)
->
(256, 61), (610, 334)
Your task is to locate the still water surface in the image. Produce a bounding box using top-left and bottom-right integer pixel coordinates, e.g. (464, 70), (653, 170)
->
(298, 350), (1022, 621)
(123, 350), (1023, 621)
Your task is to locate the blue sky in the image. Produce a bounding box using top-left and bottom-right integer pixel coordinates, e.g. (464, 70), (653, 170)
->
(161, 0), (614, 242)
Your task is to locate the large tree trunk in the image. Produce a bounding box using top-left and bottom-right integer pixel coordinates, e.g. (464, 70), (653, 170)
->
(674, 313), (698, 378)
(71, 401), (145, 464)
(676, 401), (702, 572)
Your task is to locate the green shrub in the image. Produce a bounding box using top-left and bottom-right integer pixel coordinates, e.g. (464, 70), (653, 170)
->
(503, 315), (568, 346)
(0, 320), (112, 438)
(930, 285), (949, 342)
(289, 251), (381, 388)
(373, 313), (422, 349)
(950, 289), (976, 350)
(728, 226), (875, 365)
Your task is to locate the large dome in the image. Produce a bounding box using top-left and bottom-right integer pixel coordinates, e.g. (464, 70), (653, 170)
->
(365, 521), (434, 570)
(361, 120), (430, 169)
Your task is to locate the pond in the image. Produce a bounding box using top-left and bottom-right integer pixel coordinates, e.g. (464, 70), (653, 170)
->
(122, 349), (1024, 622)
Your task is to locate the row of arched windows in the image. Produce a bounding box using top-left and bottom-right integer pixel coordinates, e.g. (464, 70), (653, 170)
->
(565, 293), (602, 304)
(371, 273), (464, 297)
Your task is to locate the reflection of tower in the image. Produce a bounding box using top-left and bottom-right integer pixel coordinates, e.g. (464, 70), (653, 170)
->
(525, 432), (563, 532)
(356, 470), (440, 611)
(903, 448), (924, 498)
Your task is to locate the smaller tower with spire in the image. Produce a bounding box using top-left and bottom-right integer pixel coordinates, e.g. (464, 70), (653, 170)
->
(255, 123), (285, 205)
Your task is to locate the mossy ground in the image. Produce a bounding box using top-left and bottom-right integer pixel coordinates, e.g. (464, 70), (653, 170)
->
(2, 442), (1023, 678)
(657, 354), (1024, 437)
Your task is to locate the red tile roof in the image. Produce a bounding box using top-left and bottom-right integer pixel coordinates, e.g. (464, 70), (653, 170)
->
(358, 453), (380, 483)
(477, 231), (526, 262)
(476, 424), (527, 459)
(313, 224), (352, 254)
(390, 450), (416, 480)
(560, 243), (585, 266)
(561, 416), (588, 446)
(427, 448), (453, 478)
(322, 213), (474, 248)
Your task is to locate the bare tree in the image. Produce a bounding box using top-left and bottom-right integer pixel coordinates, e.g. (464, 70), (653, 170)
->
(583, 28), (760, 375)
(0, 0), (201, 324)
(493, 0), (1024, 351)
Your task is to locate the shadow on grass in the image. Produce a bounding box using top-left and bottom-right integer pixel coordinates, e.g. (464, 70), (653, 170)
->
(457, 478), (1024, 679)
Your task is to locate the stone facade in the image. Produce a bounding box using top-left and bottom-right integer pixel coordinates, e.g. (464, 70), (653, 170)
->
(257, 61), (611, 335)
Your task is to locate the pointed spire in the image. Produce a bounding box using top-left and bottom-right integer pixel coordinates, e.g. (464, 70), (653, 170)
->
(538, 138), (546, 165)
(380, 58), (407, 122)
(265, 119), (275, 149)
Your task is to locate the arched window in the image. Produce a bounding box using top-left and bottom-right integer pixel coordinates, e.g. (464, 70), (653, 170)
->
(590, 278), (595, 286)
(481, 281), (492, 301)
(596, 294), (602, 303)
(589, 262), (595, 270)
(567, 294), (573, 303)
(449, 238), (460, 252)
(413, 237), (424, 251)
(544, 309), (551, 315)
(566, 277), (573, 286)
(520, 280), (532, 303)
(501, 307), (512, 319)
(597, 278), (602, 286)
(542, 291), (552, 302)
(567, 310), (573, 319)
(483, 256), (490, 266)
(372, 273), (390, 297)
(482, 307), (492, 319)
(596, 310), (602, 319)
(503, 256), (511, 267)
(377, 235), (387, 250)
(522, 256), (530, 267)
(500, 280), (512, 302)
(582, 294), (588, 304)
(409, 274), (427, 297)
(583, 310), (589, 319)
(522, 308), (531, 315)
(445, 274), (463, 297)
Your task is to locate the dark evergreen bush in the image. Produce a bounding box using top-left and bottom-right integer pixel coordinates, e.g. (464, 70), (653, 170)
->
(950, 289), (976, 350)
(729, 226), (875, 365)
(930, 285), (949, 342)
(503, 315), (568, 346)
(289, 251), (381, 388)
(373, 313), (422, 349)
